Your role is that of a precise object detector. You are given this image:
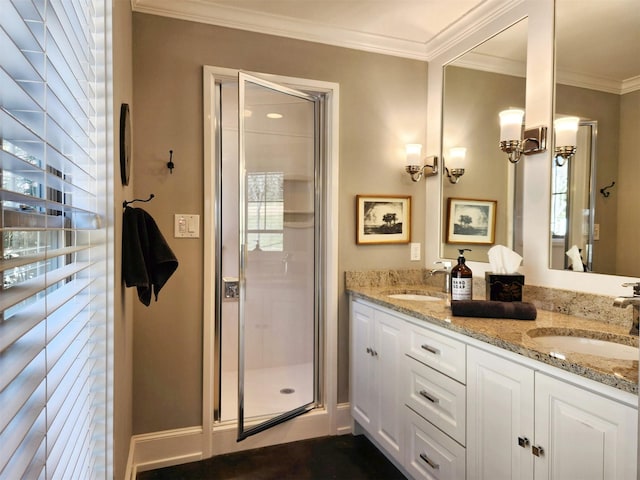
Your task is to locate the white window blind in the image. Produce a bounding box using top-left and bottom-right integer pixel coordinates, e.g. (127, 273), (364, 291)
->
(0, 1), (110, 479)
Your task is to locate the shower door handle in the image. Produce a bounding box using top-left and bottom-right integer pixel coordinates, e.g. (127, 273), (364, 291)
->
(223, 277), (239, 300)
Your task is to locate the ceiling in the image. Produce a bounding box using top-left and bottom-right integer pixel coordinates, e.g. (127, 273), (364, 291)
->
(132, 0), (639, 93)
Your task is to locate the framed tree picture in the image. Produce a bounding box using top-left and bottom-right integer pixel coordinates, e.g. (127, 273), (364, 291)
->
(446, 197), (496, 244)
(356, 195), (411, 245)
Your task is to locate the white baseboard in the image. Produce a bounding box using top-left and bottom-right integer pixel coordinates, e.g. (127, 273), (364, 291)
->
(124, 426), (205, 479)
(125, 403), (352, 478)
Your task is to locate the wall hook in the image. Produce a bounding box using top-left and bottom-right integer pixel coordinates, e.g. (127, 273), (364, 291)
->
(167, 150), (175, 174)
(123, 193), (155, 208)
(600, 181), (615, 198)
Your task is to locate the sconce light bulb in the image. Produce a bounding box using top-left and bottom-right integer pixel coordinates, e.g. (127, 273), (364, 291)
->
(448, 147), (467, 169)
(499, 109), (524, 142)
(405, 143), (423, 166)
(554, 116), (580, 148)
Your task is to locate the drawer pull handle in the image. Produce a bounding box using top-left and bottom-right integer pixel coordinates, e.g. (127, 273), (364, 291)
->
(419, 389), (439, 404)
(420, 344), (440, 355)
(532, 445), (544, 457)
(419, 453), (440, 470)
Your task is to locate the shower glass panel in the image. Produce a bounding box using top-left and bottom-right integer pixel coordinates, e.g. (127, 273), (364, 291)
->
(237, 73), (318, 440)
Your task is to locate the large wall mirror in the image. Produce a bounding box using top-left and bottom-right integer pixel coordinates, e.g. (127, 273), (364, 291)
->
(550, 0), (640, 276)
(441, 18), (528, 263)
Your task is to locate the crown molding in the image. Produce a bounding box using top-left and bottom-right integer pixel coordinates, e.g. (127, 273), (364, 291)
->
(131, 0), (429, 60)
(452, 51), (526, 78)
(557, 71), (638, 95)
(131, 0), (521, 61)
(423, 0), (524, 61)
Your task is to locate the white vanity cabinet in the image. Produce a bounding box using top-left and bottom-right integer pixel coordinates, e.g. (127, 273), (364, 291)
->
(467, 346), (638, 480)
(350, 300), (404, 464)
(350, 298), (638, 480)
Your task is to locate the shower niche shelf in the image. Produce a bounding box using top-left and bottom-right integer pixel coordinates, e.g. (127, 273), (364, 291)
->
(284, 175), (313, 228)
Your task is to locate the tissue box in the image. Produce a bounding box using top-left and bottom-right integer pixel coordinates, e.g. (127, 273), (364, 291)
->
(485, 272), (524, 302)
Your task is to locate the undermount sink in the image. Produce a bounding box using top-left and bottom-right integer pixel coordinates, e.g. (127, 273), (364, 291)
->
(527, 328), (639, 361)
(387, 293), (442, 302)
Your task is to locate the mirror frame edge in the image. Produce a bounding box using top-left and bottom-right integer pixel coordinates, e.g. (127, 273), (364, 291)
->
(425, 2), (529, 271)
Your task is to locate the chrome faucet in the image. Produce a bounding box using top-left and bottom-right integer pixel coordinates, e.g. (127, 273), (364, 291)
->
(613, 282), (640, 336)
(429, 261), (452, 294)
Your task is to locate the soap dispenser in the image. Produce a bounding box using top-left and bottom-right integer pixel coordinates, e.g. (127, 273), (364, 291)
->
(451, 249), (473, 301)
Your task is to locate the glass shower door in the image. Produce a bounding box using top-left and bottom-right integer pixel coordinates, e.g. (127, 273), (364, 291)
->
(237, 73), (318, 441)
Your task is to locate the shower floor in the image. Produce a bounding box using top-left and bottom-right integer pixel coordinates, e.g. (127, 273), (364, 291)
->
(220, 362), (314, 422)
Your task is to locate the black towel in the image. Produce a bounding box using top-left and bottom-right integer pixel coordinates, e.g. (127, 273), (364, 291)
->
(123, 206), (178, 306)
(451, 300), (537, 320)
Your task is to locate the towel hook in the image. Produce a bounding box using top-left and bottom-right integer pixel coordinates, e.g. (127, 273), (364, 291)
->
(123, 193), (155, 208)
(599, 181), (615, 198)
(167, 150), (175, 174)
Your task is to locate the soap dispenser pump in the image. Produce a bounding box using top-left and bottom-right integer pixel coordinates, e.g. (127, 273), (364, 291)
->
(451, 249), (473, 301)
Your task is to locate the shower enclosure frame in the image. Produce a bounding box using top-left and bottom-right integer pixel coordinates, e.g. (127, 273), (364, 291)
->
(202, 66), (340, 456)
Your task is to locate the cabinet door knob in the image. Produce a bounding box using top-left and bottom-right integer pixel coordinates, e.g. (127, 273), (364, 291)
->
(518, 436), (530, 448)
(419, 453), (440, 470)
(419, 389), (440, 404)
(366, 347), (372, 354)
(532, 445), (544, 457)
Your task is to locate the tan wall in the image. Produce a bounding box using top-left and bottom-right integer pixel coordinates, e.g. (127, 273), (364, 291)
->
(112, 0), (134, 477)
(131, 13), (428, 434)
(616, 89), (640, 276)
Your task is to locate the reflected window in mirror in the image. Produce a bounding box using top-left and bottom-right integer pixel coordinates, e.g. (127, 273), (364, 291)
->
(552, 0), (640, 276)
(441, 18), (528, 264)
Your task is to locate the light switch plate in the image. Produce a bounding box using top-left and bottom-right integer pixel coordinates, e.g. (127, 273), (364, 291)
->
(174, 214), (200, 238)
(410, 242), (421, 261)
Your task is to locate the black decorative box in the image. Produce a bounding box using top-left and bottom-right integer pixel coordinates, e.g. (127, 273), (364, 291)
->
(485, 272), (524, 302)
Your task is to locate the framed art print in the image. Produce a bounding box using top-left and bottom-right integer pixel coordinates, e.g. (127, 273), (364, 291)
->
(356, 195), (411, 245)
(446, 197), (496, 244)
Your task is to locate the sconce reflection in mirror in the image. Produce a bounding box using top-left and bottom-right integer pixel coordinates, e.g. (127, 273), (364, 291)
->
(553, 116), (579, 166)
(498, 109), (547, 164)
(444, 147), (466, 184)
(404, 143), (438, 182)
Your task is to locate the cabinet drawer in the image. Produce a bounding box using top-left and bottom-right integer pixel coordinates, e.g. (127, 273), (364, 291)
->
(406, 323), (466, 383)
(406, 357), (466, 445)
(405, 407), (466, 480)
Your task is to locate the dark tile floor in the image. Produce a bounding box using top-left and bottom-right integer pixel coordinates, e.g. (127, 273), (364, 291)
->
(136, 434), (407, 480)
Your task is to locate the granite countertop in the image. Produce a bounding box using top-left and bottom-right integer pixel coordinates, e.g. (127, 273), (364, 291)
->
(348, 285), (639, 395)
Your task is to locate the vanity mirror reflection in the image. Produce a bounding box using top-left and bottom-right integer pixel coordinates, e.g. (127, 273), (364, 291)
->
(441, 18), (527, 263)
(550, 0), (640, 276)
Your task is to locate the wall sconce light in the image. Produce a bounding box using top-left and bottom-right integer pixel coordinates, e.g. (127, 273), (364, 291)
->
(445, 147), (466, 184)
(498, 109), (547, 163)
(553, 116), (579, 166)
(405, 143), (438, 182)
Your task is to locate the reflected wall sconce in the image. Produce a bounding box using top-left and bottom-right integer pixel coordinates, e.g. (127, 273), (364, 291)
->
(404, 143), (438, 182)
(553, 116), (579, 166)
(498, 109), (547, 163)
(444, 147), (466, 184)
